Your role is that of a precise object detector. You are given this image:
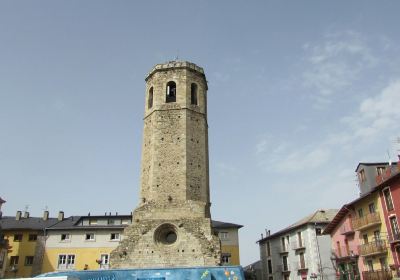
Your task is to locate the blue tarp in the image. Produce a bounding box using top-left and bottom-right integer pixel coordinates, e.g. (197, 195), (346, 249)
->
(37, 266), (245, 280)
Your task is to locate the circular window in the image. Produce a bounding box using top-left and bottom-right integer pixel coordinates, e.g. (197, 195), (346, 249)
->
(154, 223), (178, 245)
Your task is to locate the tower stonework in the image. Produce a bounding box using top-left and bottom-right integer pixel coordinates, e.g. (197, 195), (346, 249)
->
(110, 61), (221, 268)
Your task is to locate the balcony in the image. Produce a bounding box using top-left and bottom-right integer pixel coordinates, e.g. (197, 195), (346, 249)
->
(362, 270), (392, 280)
(292, 241), (306, 251)
(333, 246), (359, 260)
(352, 213), (381, 231)
(279, 246), (289, 254)
(277, 264), (290, 274)
(359, 240), (387, 257)
(340, 224), (355, 236)
(295, 262), (308, 271)
(388, 232), (400, 244)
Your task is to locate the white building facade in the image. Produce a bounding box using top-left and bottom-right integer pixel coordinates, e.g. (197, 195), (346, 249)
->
(258, 210), (338, 280)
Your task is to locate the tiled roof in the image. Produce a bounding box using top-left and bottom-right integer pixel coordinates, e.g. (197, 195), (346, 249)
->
(0, 216), (59, 230)
(257, 209), (338, 243)
(211, 220), (243, 229)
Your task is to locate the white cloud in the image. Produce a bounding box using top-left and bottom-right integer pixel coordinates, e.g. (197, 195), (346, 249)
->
(302, 31), (377, 106)
(256, 79), (400, 173)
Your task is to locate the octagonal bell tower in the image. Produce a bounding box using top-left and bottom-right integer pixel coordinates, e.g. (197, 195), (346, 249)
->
(110, 61), (221, 268)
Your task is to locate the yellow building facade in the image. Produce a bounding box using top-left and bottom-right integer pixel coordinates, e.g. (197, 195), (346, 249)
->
(351, 190), (395, 279)
(41, 216), (243, 273)
(0, 211), (60, 278)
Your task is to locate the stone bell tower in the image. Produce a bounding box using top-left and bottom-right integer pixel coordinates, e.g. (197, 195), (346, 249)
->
(110, 61), (221, 268)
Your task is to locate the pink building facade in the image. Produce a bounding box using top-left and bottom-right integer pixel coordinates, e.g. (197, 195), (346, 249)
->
(325, 207), (363, 280)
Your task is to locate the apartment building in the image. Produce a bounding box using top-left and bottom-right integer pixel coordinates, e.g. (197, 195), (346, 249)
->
(0, 211), (60, 278)
(258, 209), (338, 280)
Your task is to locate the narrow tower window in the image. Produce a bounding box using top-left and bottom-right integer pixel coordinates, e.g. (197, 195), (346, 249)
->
(166, 81), (176, 103)
(148, 87), (153, 109)
(191, 83), (198, 105)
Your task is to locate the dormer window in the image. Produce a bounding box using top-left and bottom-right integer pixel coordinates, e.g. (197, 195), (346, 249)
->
(191, 83), (198, 105)
(166, 81), (176, 103)
(377, 166), (386, 176)
(148, 87), (153, 109)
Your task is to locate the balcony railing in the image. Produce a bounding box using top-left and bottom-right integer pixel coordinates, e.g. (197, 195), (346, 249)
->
(388, 232), (400, 244)
(277, 264), (290, 273)
(352, 213), (381, 231)
(280, 246), (289, 254)
(362, 270), (392, 280)
(340, 224), (355, 235)
(296, 262), (308, 271)
(292, 241), (306, 250)
(359, 240), (387, 257)
(333, 246), (359, 259)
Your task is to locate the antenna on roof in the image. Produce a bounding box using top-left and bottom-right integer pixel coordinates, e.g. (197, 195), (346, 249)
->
(387, 150), (392, 165)
(175, 50), (179, 61)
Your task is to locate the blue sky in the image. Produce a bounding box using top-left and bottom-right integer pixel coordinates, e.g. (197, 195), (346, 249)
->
(1, 1), (400, 266)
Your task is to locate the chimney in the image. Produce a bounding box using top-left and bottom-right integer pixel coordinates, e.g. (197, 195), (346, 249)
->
(24, 211), (30, 219)
(16, 211), (22, 220)
(43, 211), (49, 221)
(58, 211), (64, 221)
(261, 233), (264, 239)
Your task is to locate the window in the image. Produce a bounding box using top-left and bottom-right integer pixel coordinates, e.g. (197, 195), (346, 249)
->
(85, 233), (95, 241)
(148, 87), (153, 109)
(383, 188), (394, 211)
(358, 208), (364, 218)
(28, 234), (37, 241)
(100, 254), (109, 269)
(25, 256), (34, 266)
(9, 256), (19, 266)
(219, 232), (229, 240)
(367, 260), (374, 272)
(373, 230), (381, 241)
(267, 242), (271, 256)
(58, 254), (75, 270)
(377, 167), (386, 176)
(191, 83), (198, 105)
(281, 237), (286, 251)
(315, 228), (322, 235)
(379, 257), (387, 270)
(363, 234), (368, 244)
(110, 233), (120, 241)
(359, 169), (366, 182)
(369, 203), (376, 214)
(61, 233), (70, 241)
(221, 253), (231, 265)
(297, 232), (303, 247)
(166, 81), (176, 103)
(282, 255), (288, 271)
(13, 234), (22, 242)
(390, 216), (400, 238)
(336, 241), (342, 257)
(299, 252), (305, 269)
(269, 277), (273, 280)
(267, 259), (273, 274)
(107, 219), (115, 225)
(89, 219), (98, 225)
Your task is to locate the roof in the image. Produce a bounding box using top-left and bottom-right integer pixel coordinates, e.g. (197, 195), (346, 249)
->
(355, 162), (397, 172)
(257, 209), (338, 243)
(211, 220), (243, 229)
(0, 214), (243, 231)
(324, 168), (400, 235)
(0, 216), (59, 230)
(46, 215), (132, 230)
